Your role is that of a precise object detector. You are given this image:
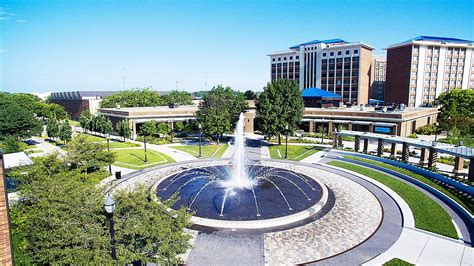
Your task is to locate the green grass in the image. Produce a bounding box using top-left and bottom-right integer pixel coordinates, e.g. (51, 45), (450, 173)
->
(76, 133), (140, 149)
(67, 119), (81, 127)
(327, 160), (458, 239)
(171, 144), (228, 158)
(343, 155), (473, 214)
(113, 149), (175, 170)
(269, 145), (322, 161)
(383, 258), (413, 266)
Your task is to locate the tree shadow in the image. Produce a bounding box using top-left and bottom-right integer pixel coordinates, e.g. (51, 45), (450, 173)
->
(130, 153), (146, 162)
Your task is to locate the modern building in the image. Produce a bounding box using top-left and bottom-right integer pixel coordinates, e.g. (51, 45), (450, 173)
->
(301, 87), (342, 108)
(385, 36), (474, 107)
(269, 38), (375, 105)
(370, 55), (387, 101)
(50, 91), (118, 120)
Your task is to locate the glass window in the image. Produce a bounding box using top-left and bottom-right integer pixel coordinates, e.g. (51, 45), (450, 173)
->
(323, 53), (326, 57)
(354, 49), (358, 54)
(290, 56), (293, 60)
(330, 52), (334, 56)
(283, 57), (287, 60)
(338, 51), (342, 55)
(346, 50), (350, 55)
(296, 56), (299, 60)
(278, 57), (281, 61)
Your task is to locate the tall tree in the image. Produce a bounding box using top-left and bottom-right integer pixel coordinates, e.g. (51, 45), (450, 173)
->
(58, 120), (73, 144)
(46, 117), (60, 140)
(196, 85), (248, 142)
(100, 88), (162, 108)
(0, 102), (43, 139)
(161, 90), (193, 105)
(244, 90), (257, 100)
(65, 135), (115, 175)
(256, 80), (304, 144)
(435, 89), (474, 134)
(117, 119), (131, 141)
(79, 110), (92, 133)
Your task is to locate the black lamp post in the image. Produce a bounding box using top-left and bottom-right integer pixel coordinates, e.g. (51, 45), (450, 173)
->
(143, 135), (148, 163)
(106, 133), (112, 174)
(285, 124), (289, 159)
(198, 123), (202, 158)
(104, 195), (117, 260)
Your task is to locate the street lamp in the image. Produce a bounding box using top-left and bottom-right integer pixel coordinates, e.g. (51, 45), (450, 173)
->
(106, 133), (112, 174)
(434, 122), (439, 142)
(285, 124), (289, 159)
(104, 195), (117, 260)
(198, 123), (202, 158)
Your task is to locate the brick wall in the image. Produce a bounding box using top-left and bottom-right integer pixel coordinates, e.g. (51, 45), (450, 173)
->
(50, 99), (90, 120)
(385, 45), (412, 104)
(0, 152), (13, 265)
(358, 47), (373, 105)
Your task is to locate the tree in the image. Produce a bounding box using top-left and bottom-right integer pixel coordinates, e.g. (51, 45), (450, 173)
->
(65, 135), (115, 175)
(244, 90), (257, 100)
(46, 117), (60, 140)
(256, 80), (304, 144)
(196, 85), (248, 142)
(0, 102), (43, 139)
(58, 120), (73, 144)
(161, 90), (193, 105)
(117, 119), (132, 141)
(101, 117), (113, 136)
(158, 123), (171, 136)
(112, 186), (192, 264)
(79, 110), (92, 133)
(435, 89), (474, 134)
(100, 88), (162, 108)
(47, 103), (68, 120)
(2, 135), (21, 153)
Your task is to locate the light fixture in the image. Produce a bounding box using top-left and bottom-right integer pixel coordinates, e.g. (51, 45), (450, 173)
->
(104, 194), (116, 214)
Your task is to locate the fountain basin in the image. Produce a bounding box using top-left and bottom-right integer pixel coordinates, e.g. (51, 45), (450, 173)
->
(155, 164), (328, 229)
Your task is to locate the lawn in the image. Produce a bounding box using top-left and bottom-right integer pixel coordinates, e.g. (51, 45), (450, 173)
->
(171, 144), (228, 158)
(113, 149), (175, 170)
(383, 258), (413, 266)
(327, 160), (458, 239)
(343, 155), (473, 214)
(77, 133), (140, 148)
(269, 145), (322, 161)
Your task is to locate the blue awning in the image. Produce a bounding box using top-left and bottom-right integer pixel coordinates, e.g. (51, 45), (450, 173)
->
(302, 88), (342, 99)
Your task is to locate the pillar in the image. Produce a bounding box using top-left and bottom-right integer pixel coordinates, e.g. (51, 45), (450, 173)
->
(328, 121), (334, 135)
(453, 157), (464, 174)
(363, 138), (369, 154)
(390, 142), (396, 158)
(368, 123), (374, 133)
(401, 142), (409, 163)
(309, 121), (315, 133)
(169, 120), (174, 132)
(428, 147), (437, 170)
(332, 134), (338, 148)
(377, 138), (383, 157)
(337, 135), (343, 148)
(419, 148), (429, 166)
(132, 121), (137, 140)
(393, 124), (399, 136)
(354, 136), (360, 152)
(468, 159), (474, 182)
(348, 122), (353, 131)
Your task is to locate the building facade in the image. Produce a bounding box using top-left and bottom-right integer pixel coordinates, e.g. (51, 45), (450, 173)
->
(50, 91), (118, 120)
(0, 151), (14, 265)
(370, 55), (387, 101)
(385, 36), (474, 107)
(269, 38), (375, 105)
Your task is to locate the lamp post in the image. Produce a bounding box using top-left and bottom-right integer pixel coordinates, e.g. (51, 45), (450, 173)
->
(144, 134), (148, 163)
(104, 195), (117, 260)
(106, 133), (112, 174)
(434, 122), (439, 142)
(198, 123), (203, 158)
(285, 124), (289, 159)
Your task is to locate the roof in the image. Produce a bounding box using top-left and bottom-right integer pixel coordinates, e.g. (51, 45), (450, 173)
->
(387, 35), (473, 49)
(50, 91), (119, 100)
(3, 152), (34, 169)
(302, 88), (342, 99)
(290, 38), (349, 49)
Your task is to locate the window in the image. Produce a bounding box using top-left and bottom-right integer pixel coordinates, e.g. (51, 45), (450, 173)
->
(289, 56), (293, 60)
(330, 52), (334, 56)
(354, 49), (358, 54)
(296, 56), (299, 60)
(283, 57), (287, 60)
(278, 57), (281, 61)
(338, 51), (342, 55)
(323, 53), (326, 57)
(346, 50), (350, 55)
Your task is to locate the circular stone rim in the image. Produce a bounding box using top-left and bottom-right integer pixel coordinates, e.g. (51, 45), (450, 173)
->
(151, 163), (329, 229)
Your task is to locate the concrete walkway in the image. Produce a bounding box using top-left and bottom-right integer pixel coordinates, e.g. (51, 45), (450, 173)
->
(30, 137), (66, 156)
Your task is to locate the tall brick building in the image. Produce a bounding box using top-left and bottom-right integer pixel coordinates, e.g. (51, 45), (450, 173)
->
(385, 36), (474, 107)
(49, 91), (118, 120)
(0, 151), (14, 265)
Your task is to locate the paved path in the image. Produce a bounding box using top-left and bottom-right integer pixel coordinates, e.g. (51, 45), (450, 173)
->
(30, 137), (66, 156)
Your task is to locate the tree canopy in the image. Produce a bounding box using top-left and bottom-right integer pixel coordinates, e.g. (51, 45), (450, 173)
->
(100, 88), (162, 108)
(65, 135), (115, 174)
(196, 85), (248, 141)
(161, 90), (193, 105)
(435, 89), (474, 134)
(0, 100), (43, 139)
(256, 80), (304, 142)
(244, 90), (257, 100)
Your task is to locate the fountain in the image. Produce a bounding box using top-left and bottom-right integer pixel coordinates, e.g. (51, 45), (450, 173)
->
(156, 113), (323, 222)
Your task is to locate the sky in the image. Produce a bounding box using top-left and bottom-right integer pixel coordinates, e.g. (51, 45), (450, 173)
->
(0, 0), (473, 93)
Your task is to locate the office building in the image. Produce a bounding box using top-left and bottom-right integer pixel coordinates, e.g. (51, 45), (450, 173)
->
(269, 38), (375, 105)
(385, 36), (474, 107)
(370, 55), (387, 101)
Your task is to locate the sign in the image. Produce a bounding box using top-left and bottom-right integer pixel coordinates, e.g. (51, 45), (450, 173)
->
(374, 126), (391, 134)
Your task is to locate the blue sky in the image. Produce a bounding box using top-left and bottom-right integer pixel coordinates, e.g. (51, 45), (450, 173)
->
(1, 0), (473, 93)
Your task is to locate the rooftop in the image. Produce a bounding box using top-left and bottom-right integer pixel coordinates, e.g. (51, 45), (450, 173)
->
(387, 35), (473, 49)
(302, 88), (342, 99)
(290, 38), (349, 49)
(3, 152), (34, 170)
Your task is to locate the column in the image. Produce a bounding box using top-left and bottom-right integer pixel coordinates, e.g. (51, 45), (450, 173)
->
(368, 123), (374, 133)
(401, 142), (409, 163)
(332, 135), (338, 148)
(328, 121), (334, 135)
(363, 138), (369, 154)
(170, 120), (174, 132)
(132, 121), (137, 140)
(453, 157), (464, 174)
(428, 147), (437, 170)
(390, 142), (396, 158)
(377, 138), (383, 157)
(348, 122), (353, 131)
(309, 121), (315, 133)
(354, 136), (360, 152)
(469, 158), (474, 182)
(337, 135), (343, 147)
(419, 148), (429, 166)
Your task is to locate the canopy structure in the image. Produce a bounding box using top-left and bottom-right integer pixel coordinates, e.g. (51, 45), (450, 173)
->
(302, 88), (342, 100)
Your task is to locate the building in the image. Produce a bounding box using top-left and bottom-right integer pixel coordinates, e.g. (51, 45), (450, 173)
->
(302, 87), (342, 108)
(50, 91), (118, 120)
(370, 55), (387, 101)
(0, 151), (14, 265)
(385, 36), (474, 107)
(269, 38), (375, 105)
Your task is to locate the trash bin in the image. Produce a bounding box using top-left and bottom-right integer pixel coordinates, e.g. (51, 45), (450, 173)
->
(115, 171), (122, 179)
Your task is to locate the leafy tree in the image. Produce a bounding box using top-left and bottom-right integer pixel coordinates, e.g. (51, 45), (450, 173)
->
(244, 90), (257, 100)
(100, 88), (162, 108)
(2, 135), (21, 153)
(174, 121), (185, 132)
(46, 117), (59, 140)
(65, 135), (115, 175)
(196, 85), (248, 142)
(112, 186), (192, 263)
(141, 121), (158, 136)
(117, 119), (132, 141)
(435, 89), (474, 134)
(58, 120), (73, 144)
(101, 117), (113, 136)
(47, 103), (68, 120)
(158, 123), (171, 136)
(79, 110), (92, 133)
(256, 80), (304, 144)
(0, 101), (43, 139)
(161, 90), (193, 105)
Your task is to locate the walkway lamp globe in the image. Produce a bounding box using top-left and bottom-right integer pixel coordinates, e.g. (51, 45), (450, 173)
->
(198, 123), (203, 158)
(285, 124), (289, 159)
(104, 194), (116, 215)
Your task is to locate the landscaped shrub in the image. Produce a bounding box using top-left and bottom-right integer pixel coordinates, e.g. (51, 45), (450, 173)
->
(415, 124), (437, 135)
(408, 133), (418, 139)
